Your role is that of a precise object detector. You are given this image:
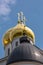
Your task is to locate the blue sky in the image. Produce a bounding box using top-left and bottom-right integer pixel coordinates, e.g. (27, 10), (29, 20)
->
(0, 0), (43, 59)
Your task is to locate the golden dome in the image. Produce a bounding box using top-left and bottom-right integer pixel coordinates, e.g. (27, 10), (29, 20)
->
(3, 23), (35, 46)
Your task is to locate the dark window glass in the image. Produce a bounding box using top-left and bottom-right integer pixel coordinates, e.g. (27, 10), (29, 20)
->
(8, 48), (10, 56)
(15, 41), (18, 46)
(23, 32), (26, 36)
(20, 36), (30, 43)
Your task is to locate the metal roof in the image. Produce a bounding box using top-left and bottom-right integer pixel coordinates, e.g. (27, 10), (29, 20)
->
(6, 43), (43, 65)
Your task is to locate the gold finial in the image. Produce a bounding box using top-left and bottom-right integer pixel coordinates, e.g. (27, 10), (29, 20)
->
(23, 16), (26, 25)
(17, 11), (23, 22)
(17, 11), (26, 25)
(17, 13), (20, 21)
(20, 11), (23, 22)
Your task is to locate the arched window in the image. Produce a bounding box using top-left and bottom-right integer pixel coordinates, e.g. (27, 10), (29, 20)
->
(20, 36), (30, 43)
(8, 48), (10, 56)
(15, 41), (18, 47)
(23, 32), (26, 36)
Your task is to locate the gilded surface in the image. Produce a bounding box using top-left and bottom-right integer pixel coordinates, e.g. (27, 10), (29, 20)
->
(3, 23), (35, 46)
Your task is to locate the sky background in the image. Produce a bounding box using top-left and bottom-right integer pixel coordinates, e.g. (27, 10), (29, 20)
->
(0, 0), (43, 59)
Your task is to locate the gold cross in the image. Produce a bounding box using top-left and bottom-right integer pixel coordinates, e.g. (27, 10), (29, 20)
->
(17, 11), (26, 25)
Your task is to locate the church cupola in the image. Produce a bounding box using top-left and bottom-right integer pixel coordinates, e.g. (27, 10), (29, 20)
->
(3, 12), (35, 46)
(3, 12), (35, 56)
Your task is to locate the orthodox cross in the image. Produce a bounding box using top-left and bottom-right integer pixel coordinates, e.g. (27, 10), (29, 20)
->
(17, 12), (26, 25)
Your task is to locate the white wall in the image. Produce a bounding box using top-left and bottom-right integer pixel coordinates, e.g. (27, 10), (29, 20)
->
(4, 36), (34, 57)
(0, 60), (6, 65)
(12, 37), (20, 50)
(5, 43), (12, 56)
(4, 37), (20, 57)
(0, 57), (7, 65)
